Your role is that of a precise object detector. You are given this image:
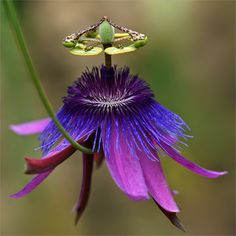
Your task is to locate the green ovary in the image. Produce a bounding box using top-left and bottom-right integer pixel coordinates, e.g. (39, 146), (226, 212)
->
(99, 20), (114, 44)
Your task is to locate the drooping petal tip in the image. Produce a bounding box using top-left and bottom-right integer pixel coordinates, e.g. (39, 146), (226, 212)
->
(153, 198), (186, 232)
(140, 152), (180, 213)
(10, 144), (76, 199)
(161, 142), (228, 179)
(10, 118), (50, 136)
(9, 171), (53, 199)
(211, 170), (228, 178)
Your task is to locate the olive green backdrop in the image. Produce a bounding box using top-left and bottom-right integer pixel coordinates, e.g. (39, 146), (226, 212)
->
(1, 0), (235, 235)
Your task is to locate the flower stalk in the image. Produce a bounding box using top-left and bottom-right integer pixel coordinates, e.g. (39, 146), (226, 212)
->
(4, 0), (93, 154)
(103, 44), (112, 68)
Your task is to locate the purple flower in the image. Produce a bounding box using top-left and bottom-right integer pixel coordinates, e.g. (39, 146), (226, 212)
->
(10, 66), (226, 229)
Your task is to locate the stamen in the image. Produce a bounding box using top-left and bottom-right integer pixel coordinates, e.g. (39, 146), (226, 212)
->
(81, 96), (135, 107)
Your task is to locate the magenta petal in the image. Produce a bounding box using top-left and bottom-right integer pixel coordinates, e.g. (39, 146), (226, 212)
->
(9, 147), (68, 198)
(104, 122), (149, 200)
(161, 142), (227, 178)
(9, 170), (53, 198)
(10, 118), (50, 135)
(139, 152), (179, 212)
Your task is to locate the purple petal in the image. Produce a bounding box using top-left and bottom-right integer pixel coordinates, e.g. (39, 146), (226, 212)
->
(139, 152), (179, 212)
(103, 119), (149, 200)
(10, 118), (50, 135)
(9, 170), (53, 198)
(9, 149), (63, 198)
(161, 142), (227, 178)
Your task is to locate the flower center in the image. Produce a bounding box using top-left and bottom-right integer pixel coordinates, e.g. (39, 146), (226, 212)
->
(64, 66), (154, 112)
(81, 94), (135, 107)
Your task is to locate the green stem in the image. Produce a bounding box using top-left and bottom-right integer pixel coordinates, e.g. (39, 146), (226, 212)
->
(4, 0), (93, 154)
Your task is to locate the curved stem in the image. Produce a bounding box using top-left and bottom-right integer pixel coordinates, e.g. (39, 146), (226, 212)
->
(4, 0), (93, 154)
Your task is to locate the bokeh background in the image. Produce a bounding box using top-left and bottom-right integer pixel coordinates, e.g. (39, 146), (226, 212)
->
(1, 0), (235, 235)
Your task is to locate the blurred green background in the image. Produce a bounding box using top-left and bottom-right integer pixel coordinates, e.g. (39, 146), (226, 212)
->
(1, 0), (235, 235)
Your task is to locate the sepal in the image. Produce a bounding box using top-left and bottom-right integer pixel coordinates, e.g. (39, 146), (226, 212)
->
(104, 46), (137, 55)
(70, 47), (103, 56)
(133, 37), (148, 48)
